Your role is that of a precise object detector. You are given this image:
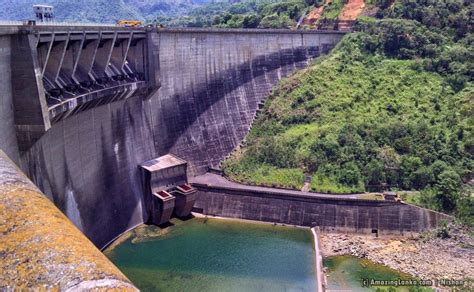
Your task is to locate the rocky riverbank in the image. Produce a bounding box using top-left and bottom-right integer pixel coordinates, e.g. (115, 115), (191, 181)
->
(320, 225), (473, 289)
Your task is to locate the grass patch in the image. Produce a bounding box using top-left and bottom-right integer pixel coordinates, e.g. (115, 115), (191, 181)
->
(310, 173), (365, 194)
(224, 161), (305, 189)
(359, 193), (385, 200)
(320, 0), (345, 20)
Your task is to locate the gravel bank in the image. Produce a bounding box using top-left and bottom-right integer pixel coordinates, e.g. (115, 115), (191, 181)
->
(320, 226), (473, 289)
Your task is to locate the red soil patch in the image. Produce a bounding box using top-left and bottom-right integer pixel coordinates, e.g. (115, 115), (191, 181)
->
(303, 1), (326, 25)
(339, 0), (365, 21)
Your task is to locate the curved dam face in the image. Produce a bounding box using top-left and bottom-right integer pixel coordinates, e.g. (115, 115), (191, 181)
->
(0, 27), (345, 248)
(25, 97), (156, 248)
(149, 29), (343, 175)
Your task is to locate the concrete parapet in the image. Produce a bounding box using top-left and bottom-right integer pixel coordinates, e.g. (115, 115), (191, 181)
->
(311, 227), (325, 292)
(156, 27), (346, 34)
(0, 150), (137, 290)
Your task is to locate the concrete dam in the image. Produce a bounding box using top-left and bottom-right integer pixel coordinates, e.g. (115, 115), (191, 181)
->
(0, 24), (349, 248)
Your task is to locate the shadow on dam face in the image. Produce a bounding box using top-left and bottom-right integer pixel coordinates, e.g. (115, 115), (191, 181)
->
(161, 46), (318, 148)
(152, 45), (322, 175)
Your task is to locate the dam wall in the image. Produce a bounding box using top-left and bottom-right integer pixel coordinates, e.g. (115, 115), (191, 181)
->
(192, 184), (451, 235)
(25, 97), (156, 248)
(0, 32), (20, 165)
(8, 27), (345, 248)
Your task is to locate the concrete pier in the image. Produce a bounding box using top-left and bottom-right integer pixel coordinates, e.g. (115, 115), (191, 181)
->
(171, 184), (197, 217)
(141, 154), (196, 222)
(151, 190), (175, 225)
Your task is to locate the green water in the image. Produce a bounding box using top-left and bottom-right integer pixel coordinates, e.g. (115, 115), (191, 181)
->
(105, 218), (316, 292)
(324, 256), (433, 292)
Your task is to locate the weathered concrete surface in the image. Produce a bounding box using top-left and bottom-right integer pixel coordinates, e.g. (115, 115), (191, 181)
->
(0, 35), (20, 165)
(11, 33), (51, 152)
(191, 174), (451, 235)
(20, 29), (344, 248)
(25, 97), (156, 248)
(0, 150), (137, 290)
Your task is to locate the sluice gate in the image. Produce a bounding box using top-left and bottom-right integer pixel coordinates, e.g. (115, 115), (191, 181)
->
(10, 25), (157, 151)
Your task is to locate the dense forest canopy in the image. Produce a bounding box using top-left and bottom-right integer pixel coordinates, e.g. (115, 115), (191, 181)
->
(0, 0), (214, 23)
(0, 0), (356, 28)
(157, 0), (319, 28)
(0, 0), (333, 28)
(223, 0), (473, 224)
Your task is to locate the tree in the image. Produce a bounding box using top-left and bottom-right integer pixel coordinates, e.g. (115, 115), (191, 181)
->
(243, 14), (260, 28)
(212, 15), (222, 25)
(338, 162), (361, 186)
(433, 170), (461, 212)
(365, 160), (386, 189)
(412, 166), (434, 190)
(377, 146), (401, 170)
(456, 192), (474, 226)
(400, 155), (422, 189)
(430, 160), (448, 179)
(259, 14), (293, 29)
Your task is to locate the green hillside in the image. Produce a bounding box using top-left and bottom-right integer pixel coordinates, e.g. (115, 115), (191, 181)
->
(223, 0), (473, 223)
(0, 0), (339, 27)
(0, 0), (140, 22)
(0, 0), (213, 23)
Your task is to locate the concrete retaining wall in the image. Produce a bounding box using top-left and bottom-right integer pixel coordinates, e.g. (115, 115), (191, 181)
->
(193, 185), (451, 235)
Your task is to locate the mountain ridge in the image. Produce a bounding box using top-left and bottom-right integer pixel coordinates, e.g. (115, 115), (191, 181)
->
(0, 0), (216, 23)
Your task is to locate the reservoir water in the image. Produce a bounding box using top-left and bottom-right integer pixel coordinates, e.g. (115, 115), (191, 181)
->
(105, 218), (316, 291)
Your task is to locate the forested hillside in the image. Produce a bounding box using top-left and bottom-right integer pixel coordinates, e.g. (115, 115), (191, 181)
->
(0, 0), (349, 28)
(158, 0), (312, 28)
(156, 0), (360, 28)
(223, 0), (473, 223)
(0, 0), (213, 23)
(0, 0), (140, 22)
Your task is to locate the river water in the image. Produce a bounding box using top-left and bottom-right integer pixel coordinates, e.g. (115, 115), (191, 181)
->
(105, 218), (316, 291)
(324, 255), (433, 292)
